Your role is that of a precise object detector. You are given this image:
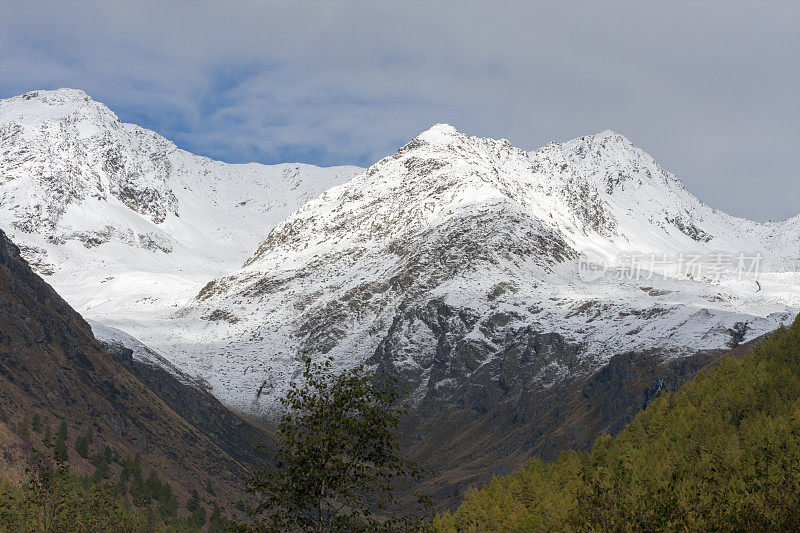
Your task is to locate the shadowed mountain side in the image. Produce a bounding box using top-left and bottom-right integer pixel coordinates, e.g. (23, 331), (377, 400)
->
(101, 340), (274, 468)
(382, 335), (766, 510)
(0, 228), (271, 510)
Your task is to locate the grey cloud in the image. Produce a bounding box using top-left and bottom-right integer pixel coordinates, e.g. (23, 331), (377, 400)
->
(0, 0), (797, 220)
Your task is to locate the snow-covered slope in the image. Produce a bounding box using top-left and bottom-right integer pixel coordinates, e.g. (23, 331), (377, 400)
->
(0, 89), (362, 343)
(176, 124), (800, 412)
(2, 90), (798, 416)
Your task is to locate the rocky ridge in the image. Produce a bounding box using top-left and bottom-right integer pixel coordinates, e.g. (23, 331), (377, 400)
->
(183, 124), (799, 413)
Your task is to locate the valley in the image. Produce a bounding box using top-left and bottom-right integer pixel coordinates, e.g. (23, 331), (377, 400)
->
(1, 88), (798, 509)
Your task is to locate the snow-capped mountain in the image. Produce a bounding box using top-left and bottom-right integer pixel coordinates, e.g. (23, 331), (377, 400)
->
(0, 88), (361, 359)
(179, 124), (800, 412)
(2, 89), (798, 419)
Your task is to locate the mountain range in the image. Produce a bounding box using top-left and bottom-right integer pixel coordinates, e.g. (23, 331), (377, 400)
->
(1, 88), (798, 505)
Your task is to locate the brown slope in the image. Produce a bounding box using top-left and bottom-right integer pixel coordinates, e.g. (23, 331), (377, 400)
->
(391, 336), (767, 511)
(0, 228), (268, 510)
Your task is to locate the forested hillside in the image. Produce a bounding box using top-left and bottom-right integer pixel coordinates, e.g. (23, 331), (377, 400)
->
(433, 315), (800, 531)
(0, 463), (233, 532)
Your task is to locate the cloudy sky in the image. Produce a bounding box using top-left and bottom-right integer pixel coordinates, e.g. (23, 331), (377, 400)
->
(1, 1), (797, 220)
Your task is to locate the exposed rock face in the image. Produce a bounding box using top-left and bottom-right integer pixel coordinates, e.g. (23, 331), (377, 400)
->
(3, 90), (797, 420)
(178, 125), (797, 507)
(102, 340), (269, 467)
(1, 89), (177, 233)
(369, 301), (588, 416)
(0, 89), (358, 257)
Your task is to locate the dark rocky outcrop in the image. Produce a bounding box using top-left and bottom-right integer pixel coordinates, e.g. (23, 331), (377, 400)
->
(370, 299), (766, 510)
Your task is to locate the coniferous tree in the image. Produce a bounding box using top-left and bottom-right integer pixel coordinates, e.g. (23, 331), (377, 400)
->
(156, 481), (178, 518)
(74, 434), (89, 459)
(51, 422), (69, 462)
(191, 505), (207, 527)
(208, 505), (227, 533)
(53, 433), (68, 463)
(129, 467), (147, 507)
(24, 452), (72, 532)
(186, 488), (201, 512)
(132, 454), (142, 478)
(31, 413), (41, 433)
(74, 426), (94, 459)
(57, 421), (68, 442)
(119, 455), (134, 484)
(0, 460), (227, 531)
(432, 317), (800, 531)
(90, 456), (110, 482)
(144, 470), (160, 501)
(112, 474), (128, 498)
(19, 416), (30, 440)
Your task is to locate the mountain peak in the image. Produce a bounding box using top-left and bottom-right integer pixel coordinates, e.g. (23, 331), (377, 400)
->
(4, 88), (96, 108)
(0, 88), (117, 126)
(564, 129), (638, 155)
(550, 128), (689, 193)
(415, 123), (461, 144)
(593, 129), (630, 141)
(27, 87), (91, 100)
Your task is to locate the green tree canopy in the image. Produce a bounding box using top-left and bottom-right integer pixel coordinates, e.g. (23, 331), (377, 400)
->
(433, 316), (800, 531)
(243, 356), (432, 532)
